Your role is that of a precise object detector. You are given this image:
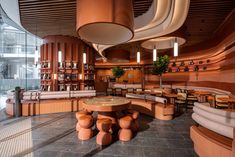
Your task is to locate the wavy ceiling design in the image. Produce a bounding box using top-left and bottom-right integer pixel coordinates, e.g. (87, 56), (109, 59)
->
(93, 0), (190, 58)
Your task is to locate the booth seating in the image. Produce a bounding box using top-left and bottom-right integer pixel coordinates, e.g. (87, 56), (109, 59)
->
(126, 93), (174, 120)
(191, 102), (235, 157)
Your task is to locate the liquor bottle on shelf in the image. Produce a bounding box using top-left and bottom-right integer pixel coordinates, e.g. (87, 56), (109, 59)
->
(72, 62), (78, 69)
(66, 84), (71, 91)
(65, 61), (71, 68)
(58, 73), (64, 81)
(59, 84), (65, 91)
(48, 85), (51, 91)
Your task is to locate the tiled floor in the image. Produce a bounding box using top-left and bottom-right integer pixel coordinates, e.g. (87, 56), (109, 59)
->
(0, 111), (198, 157)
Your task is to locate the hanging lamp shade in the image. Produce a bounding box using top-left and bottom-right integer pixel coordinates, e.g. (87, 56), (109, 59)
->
(76, 0), (134, 45)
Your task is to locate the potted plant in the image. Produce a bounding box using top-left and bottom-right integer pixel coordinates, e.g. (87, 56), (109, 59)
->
(112, 66), (125, 82)
(151, 55), (170, 88)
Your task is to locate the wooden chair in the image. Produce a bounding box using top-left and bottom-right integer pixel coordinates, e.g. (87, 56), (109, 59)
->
(186, 92), (198, 111)
(175, 92), (187, 113)
(215, 95), (229, 108)
(127, 88), (134, 93)
(115, 88), (122, 96)
(106, 88), (113, 96)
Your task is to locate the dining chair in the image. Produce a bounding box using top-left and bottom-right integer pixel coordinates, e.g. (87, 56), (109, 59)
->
(215, 95), (229, 108)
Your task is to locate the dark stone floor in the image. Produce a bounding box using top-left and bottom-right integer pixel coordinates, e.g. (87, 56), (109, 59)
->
(0, 111), (198, 157)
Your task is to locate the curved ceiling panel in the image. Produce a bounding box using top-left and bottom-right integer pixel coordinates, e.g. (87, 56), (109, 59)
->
(94, 0), (190, 58)
(141, 37), (186, 50)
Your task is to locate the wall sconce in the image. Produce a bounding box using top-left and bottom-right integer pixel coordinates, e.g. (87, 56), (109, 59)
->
(137, 51), (140, 64)
(174, 38), (178, 57)
(83, 53), (87, 64)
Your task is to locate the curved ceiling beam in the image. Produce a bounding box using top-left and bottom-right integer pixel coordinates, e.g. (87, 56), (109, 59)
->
(94, 0), (190, 59)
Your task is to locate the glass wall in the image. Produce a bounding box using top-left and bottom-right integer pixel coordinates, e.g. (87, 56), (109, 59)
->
(0, 6), (42, 94)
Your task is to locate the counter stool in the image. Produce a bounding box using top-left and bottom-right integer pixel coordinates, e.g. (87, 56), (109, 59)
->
(78, 115), (93, 140)
(118, 115), (133, 141)
(126, 109), (139, 132)
(75, 110), (88, 120)
(96, 118), (112, 145)
(75, 110), (89, 132)
(97, 113), (118, 133)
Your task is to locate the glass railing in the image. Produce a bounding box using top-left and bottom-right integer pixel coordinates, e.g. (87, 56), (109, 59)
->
(0, 79), (40, 92)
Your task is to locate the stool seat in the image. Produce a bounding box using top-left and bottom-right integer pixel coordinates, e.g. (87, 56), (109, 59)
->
(97, 118), (112, 132)
(119, 116), (133, 129)
(126, 109), (139, 120)
(76, 110), (88, 120)
(79, 115), (93, 128)
(96, 118), (112, 145)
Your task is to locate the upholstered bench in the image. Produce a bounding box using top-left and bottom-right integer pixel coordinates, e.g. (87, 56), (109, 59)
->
(126, 93), (174, 120)
(191, 102), (235, 157)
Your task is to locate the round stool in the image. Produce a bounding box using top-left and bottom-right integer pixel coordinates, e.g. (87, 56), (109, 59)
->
(97, 113), (118, 133)
(118, 115), (133, 141)
(78, 115), (93, 140)
(126, 109), (139, 132)
(75, 110), (88, 120)
(75, 110), (88, 132)
(96, 118), (112, 145)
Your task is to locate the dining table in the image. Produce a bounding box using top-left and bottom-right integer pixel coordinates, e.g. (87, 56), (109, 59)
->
(82, 96), (131, 132)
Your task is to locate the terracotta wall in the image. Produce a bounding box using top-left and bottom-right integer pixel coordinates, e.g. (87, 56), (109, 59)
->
(96, 69), (142, 83)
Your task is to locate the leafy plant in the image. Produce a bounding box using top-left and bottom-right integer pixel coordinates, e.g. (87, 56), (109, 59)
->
(151, 55), (170, 88)
(112, 66), (125, 80)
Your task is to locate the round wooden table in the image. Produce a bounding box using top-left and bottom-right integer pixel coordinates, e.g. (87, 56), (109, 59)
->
(82, 96), (131, 132)
(218, 97), (235, 109)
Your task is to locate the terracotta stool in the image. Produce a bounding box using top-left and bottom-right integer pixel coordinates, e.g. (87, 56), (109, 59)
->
(75, 110), (88, 132)
(97, 113), (118, 133)
(75, 110), (88, 120)
(78, 115), (93, 140)
(126, 109), (139, 132)
(118, 115), (133, 141)
(96, 118), (112, 145)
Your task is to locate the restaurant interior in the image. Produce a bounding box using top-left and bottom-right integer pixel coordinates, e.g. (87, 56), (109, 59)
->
(0, 0), (235, 157)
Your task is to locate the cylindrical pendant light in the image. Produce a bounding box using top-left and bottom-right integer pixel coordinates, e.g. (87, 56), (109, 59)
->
(137, 51), (140, 64)
(174, 38), (178, 57)
(83, 52), (87, 64)
(58, 50), (62, 64)
(76, 0), (134, 45)
(153, 45), (157, 62)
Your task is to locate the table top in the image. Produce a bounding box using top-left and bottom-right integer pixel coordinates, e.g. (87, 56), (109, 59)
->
(193, 91), (211, 95)
(163, 93), (179, 98)
(218, 97), (235, 102)
(83, 96), (130, 112)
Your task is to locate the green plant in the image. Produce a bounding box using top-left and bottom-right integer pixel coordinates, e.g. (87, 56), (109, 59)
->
(112, 66), (125, 81)
(151, 55), (170, 88)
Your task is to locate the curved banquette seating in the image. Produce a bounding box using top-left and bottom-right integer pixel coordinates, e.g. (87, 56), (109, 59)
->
(191, 102), (235, 157)
(126, 93), (174, 120)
